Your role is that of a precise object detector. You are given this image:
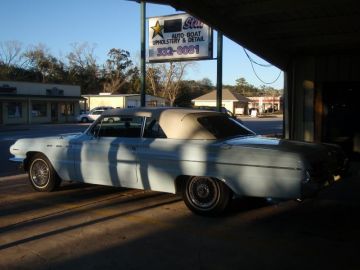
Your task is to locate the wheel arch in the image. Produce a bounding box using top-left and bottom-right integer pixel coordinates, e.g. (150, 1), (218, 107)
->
(174, 175), (191, 194)
(24, 151), (61, 179)
(26, 151), (62, 191)
(24, 151), (44, 171)
(175, 174), (235, 195)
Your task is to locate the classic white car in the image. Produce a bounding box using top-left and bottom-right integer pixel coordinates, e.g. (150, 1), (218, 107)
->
(9, 108), (347, 215)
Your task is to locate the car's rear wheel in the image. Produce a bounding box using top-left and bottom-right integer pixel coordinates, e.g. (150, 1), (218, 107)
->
(183, 176), (232, 216)
(28, 154), (61, 192)
(81, 117), (89, 123)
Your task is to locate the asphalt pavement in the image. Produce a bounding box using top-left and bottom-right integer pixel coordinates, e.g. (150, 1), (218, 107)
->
(0, 163), (359, 270)
(242, 116), (283, 136)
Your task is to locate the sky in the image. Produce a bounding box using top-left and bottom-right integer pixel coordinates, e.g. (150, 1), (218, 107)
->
(1, 0), (284, 89)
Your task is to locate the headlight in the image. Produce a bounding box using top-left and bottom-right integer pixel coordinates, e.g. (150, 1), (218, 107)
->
(9, 144), (17, 155)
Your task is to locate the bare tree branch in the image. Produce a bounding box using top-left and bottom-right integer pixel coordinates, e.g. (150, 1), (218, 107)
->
(0, 40), (23, 66)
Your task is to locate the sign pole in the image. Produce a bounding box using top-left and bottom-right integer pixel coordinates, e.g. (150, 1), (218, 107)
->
(216, 31), (223, 112)
(140, 1), (146, 107)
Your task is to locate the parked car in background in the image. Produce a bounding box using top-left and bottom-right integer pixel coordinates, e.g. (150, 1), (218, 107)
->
(77, 106), (114, 122)
(9, 107), (347, 216)
(91, 106), (114, 111)
(76, 109), (105, 123)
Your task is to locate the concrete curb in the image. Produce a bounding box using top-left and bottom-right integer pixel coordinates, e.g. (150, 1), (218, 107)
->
(0, 123), (89, 133)
(240, 114), (283, 119)
(0, 127), (30, 133)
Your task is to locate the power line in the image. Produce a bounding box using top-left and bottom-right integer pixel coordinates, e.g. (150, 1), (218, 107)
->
(243, 48), (282, 85)
(243, 48), (272, 67)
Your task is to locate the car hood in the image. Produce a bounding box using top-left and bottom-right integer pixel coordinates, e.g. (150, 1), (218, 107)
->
(10, 133), (83, 153)
(9, 133), (82, 159)
(35, 132), (83, 142)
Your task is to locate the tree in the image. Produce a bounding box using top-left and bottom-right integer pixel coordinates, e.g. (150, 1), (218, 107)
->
(128, 66), (141, 94)
(23, 44), (66, 83)
(66, 42), (100, 94)
(0, 40), (26, 80)
(146, 61), (193, 106)
(175, 79), (213, 107)
(235, 77), (253, 96)
(0, 40), (23, 66)
(235, 77), (267, 96)
(146, 64), (161, 96)
(199, 77), (213, 89)
(101, 48), (136, 94)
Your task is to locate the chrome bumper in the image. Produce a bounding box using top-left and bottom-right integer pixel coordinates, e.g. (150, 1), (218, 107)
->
(301, 174), (341, 199)
(9, 157), (25, 163)
(9, 157), (25, 170)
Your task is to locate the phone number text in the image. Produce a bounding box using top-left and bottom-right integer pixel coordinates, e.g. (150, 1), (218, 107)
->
(157, 45), (200, 57)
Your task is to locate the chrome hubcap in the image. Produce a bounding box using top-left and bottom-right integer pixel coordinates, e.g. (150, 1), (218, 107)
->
(196, 183), (210, 198)
(188, 177), (219, 209)
(30, 159), (50, 187)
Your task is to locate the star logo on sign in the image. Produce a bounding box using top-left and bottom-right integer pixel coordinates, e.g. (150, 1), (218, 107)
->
(151, 20), (164, 39)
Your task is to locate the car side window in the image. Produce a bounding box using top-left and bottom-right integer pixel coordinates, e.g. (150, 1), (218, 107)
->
(91, 116), (144, 138)
(143, 118), (167, 138)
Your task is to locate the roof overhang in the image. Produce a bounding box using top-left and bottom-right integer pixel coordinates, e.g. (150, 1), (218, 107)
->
(142, 0), (360, 70)
(0, 94), (84, 100)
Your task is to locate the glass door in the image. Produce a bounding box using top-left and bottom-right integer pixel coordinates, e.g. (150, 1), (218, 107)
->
(51, 102), (58, 122)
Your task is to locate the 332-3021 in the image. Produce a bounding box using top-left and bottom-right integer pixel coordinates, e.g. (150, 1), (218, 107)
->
(157, 45), (200, 57)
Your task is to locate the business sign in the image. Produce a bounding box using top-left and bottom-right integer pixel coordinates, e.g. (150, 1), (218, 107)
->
(148, 13), (213, 62)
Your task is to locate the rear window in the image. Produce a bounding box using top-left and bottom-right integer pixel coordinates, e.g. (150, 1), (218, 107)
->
(198, 115), (254, 139)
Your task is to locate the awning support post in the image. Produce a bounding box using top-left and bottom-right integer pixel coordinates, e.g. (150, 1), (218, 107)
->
(216, 31), (223, 112)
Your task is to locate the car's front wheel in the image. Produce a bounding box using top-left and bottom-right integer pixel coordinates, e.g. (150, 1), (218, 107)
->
(28, 154), (61, 192)
(183, 176), (232, 216)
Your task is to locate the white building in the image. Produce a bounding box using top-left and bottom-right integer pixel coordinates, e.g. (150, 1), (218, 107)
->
(248, 96), (283, 113)
(192, 89), (250, 115)
(0, 81), (82, 125)
(81, 93), (167, 111)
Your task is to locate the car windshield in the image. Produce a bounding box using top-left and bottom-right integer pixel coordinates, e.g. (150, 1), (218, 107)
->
(197, 115), (255, 139)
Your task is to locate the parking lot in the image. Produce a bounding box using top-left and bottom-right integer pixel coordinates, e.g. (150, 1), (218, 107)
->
(1, 119), (360, 270)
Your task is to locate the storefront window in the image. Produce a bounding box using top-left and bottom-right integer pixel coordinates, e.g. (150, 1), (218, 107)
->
(60, 103), (74, 116)
(146, 100), (157, 107)
(7, 102), (22, 118)
(32, 102), (47, 117)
